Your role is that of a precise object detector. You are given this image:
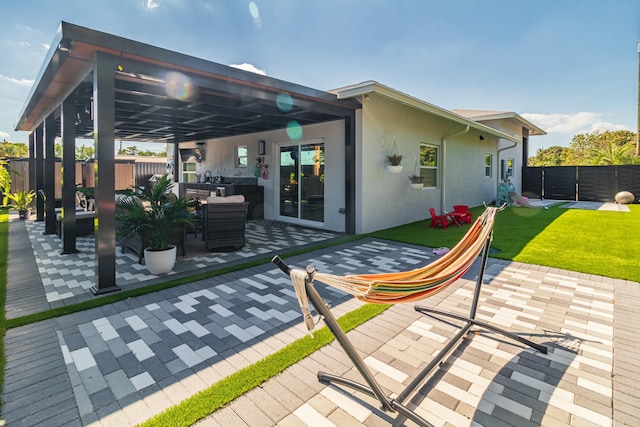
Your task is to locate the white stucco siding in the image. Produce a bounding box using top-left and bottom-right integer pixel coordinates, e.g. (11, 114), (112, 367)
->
(472, 118), (524, 192)
(357, 94), (445, 234)
(444, 135), (498, 210)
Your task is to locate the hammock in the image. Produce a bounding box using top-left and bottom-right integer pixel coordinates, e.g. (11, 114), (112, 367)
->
(272, 206), (546, 427)
(311, 206), (497, 304)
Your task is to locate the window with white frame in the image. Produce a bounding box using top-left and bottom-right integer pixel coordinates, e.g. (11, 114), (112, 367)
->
(485, 154), (492, 177)
(506, 157), (514, 177)
(236, 145), (247, 167)
(419, 143), (438, 187)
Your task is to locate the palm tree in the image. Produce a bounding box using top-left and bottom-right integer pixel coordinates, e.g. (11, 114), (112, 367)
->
(590, 142), (634, 165)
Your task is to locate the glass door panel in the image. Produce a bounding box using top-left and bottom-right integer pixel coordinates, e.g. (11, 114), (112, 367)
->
(279, 146), (298, 218)
(300, 143), (324, 222)
(279, 142), (324, 223)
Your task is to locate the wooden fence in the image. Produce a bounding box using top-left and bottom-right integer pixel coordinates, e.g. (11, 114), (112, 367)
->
(7, 158), (166, 199)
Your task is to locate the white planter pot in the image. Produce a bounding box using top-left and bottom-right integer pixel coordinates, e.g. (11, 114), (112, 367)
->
(144, 245), (177, 275)
(387, 165), (403, 174)
(410, 183), (424, 190)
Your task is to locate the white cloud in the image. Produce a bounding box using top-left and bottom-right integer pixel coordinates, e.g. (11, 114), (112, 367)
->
(146, 0), (159, 9)
(0, 131), (10, 139)
(0, 74), (34, 87)
(522, 112), (631, 135)
(229, 63), (266, 76)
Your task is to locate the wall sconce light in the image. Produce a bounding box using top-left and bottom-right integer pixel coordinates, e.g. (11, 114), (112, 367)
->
(479, 135), (485, 140)
(258, 140), (266, 155)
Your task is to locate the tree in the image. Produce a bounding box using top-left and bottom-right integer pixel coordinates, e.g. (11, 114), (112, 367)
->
(569, 130), (636, 165)
(528, 146), (571, 166)
(0, 141), (28, 158)
(590, 142), (634, 165)
(531, 130), (639, 166)
(76, 144), (94, 160)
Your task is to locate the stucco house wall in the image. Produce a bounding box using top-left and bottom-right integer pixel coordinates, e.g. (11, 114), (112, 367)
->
(357, 93), (445, 233)
(444, 133), (500, 209)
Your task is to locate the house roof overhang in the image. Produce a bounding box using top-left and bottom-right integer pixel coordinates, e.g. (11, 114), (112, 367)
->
(451, 109), (547, 136)
(331, 81), (522, 143)
(15, 22), (360, 143)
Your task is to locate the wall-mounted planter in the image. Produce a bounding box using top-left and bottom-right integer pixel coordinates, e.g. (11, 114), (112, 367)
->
(409, 183), (424, 190)
(387, 165), (403, 174)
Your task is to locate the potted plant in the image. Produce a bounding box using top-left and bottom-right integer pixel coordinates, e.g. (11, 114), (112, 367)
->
(409, 174), (424, 190)
(7, 190), (36, 219)
(386, 153), (404, 173)
(116, 174), (193, 275)
(386, 138), (403, 173)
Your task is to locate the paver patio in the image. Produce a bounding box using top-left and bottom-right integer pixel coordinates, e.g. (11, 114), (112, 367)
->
(2, 214), (639, 426)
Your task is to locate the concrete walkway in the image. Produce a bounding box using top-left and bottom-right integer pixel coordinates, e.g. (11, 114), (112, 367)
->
(2, 216), (640, 426)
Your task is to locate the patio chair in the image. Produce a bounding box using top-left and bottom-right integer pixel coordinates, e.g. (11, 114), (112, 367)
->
(203, 195), (249, 251)
(429, 207), (448, 229)
(272, 206), (546, 427)
(453, 204), (472, 224)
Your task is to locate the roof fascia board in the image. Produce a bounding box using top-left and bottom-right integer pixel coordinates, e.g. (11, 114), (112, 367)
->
(466, 112), (546, 136)
(334, 81), (520, 143)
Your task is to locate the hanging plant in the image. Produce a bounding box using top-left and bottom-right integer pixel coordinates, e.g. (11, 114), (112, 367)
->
(386, 137), (403, 173)
(409, 158), (423, 190)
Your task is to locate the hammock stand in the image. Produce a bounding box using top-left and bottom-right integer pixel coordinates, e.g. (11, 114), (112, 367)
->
(272, 207), (547, 427)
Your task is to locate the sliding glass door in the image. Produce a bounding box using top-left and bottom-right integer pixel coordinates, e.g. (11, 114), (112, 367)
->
(278, 141), (324, 223)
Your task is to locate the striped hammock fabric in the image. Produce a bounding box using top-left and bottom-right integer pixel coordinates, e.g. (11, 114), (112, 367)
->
(300, 207), (498, 305)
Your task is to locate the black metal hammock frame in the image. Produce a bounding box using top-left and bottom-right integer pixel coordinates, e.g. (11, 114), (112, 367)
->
(272, 206), (547, 427)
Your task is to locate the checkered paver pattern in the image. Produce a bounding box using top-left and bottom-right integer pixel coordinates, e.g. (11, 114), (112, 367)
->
(23, 219), (338, 305)
(204, 259), (628, 427)
(3, 239), (431, 426)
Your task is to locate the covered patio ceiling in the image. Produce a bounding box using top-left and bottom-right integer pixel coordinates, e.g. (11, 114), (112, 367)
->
(15, 22), (360, 143)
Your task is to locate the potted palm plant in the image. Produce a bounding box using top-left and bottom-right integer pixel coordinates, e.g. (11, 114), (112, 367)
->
(8, 190), (36, 219)
(116, 174), (193, 275)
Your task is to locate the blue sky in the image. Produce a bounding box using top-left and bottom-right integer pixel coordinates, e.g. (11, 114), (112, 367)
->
(1, 0), (639, 154)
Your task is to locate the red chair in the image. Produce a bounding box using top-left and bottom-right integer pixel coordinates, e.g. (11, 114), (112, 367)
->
(453, 205), (472, 224)
(429, 208), (448, 229)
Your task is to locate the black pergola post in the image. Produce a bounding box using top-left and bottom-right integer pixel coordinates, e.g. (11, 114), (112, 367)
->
(344, 112), (356, 235)
(28, 132), (35, 194)
(61, 95), (79, 254)
(35, 124), (44, 222)
(91, 52), (120, 295)
(43, 113), (57, 235)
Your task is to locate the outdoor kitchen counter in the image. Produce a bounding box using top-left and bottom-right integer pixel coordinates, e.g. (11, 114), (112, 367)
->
(179, 181), (264, 219)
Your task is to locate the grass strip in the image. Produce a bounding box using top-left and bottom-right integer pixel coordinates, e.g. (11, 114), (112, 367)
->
(0, 209), (8, 400)
(139, 303), (389, 427)
(5, 233), (363, 329)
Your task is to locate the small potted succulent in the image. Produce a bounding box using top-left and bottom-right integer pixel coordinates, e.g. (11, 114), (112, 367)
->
(8, 190), (36, 219)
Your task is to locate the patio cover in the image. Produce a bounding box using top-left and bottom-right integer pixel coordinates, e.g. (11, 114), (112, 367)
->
(15, 21), (359, 293)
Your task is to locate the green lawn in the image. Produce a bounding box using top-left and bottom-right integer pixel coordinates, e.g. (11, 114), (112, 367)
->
(371, 203), (640, 283)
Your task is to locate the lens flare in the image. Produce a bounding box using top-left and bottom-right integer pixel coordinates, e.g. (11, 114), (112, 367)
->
(286, 121), (303, 140)
(164, 71), (194, 101)
(248, 2), (262, 29)
(276, 93), (293, 112)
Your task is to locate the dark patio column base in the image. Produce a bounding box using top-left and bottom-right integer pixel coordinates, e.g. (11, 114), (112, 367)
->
(60, 249), (80, 255)
(91, 285), (121, 296)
